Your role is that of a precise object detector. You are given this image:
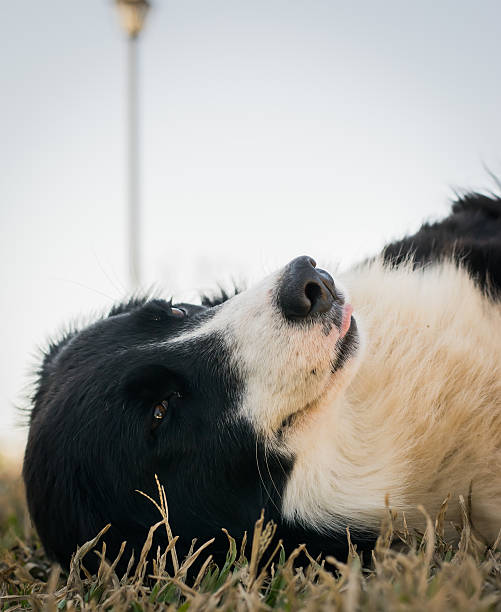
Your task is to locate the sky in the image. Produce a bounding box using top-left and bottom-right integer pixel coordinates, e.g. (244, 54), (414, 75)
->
(1, 0), (501, 458)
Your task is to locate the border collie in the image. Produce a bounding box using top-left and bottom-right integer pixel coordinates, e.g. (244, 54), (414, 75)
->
(23, 192), (501, 573)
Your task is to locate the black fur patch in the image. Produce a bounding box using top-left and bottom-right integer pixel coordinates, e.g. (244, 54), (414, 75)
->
(382, 192), (501, 298)
(23, 298), (295, 574)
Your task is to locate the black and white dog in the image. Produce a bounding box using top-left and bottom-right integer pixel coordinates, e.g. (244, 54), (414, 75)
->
(23, 193), (501, 573)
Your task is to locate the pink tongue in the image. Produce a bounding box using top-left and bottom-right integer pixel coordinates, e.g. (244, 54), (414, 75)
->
(340, 303), (353, 338)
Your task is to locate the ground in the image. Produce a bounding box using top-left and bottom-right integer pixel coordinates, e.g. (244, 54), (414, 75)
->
(1, 457), (501, 611)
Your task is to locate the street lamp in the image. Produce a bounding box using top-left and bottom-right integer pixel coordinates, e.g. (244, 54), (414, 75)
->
(116, 0), (150, 37)
(115, 0), (151, 291)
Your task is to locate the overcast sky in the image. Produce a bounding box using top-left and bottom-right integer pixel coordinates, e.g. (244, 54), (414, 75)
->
(2, 0), (501, 457)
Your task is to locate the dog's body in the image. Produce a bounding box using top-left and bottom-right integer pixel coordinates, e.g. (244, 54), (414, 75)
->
(23, 193), (501, 572)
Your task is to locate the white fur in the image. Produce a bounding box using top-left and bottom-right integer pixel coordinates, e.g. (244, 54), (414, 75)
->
(283, 261), (501, 542)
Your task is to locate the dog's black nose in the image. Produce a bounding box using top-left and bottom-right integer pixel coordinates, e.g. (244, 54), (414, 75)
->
(278, 256), (337, 319)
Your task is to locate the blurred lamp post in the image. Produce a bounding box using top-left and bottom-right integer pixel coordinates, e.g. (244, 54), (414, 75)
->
(115, 0), (151, 291)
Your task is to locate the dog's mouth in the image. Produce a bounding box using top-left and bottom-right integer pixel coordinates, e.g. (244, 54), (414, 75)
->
(275, 306), (359, 438)
(331, 314), (359, 373)
(317, 301), (359, 368)
(339, 303), (353, 339)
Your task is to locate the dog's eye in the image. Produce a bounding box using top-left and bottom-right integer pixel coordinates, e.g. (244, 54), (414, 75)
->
(151, 393), (181, 432)
(153, 400), (169, 421)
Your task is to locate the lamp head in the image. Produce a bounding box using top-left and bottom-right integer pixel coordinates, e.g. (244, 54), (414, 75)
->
(116, 0), (151, 38)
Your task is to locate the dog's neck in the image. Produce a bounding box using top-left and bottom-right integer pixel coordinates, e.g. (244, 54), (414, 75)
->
(280, 389), (393, 533)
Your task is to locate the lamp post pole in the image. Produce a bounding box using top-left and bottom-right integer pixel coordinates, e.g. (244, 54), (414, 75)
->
(127, 31), (140, 290)
(115, 0), (151, 291)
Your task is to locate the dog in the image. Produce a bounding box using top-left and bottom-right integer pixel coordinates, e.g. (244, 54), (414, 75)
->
(23, 192), (501, 573)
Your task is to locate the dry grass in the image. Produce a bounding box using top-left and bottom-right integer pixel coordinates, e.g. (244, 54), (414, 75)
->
(2, 459), (501, 611)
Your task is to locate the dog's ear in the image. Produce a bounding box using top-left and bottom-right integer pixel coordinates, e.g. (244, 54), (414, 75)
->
(108, 296), (150, 317)
(34, 296), (151, 404)
(200, 284), (243, 307)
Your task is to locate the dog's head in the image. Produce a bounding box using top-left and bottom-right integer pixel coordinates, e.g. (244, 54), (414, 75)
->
(23, 256), (361, 571)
